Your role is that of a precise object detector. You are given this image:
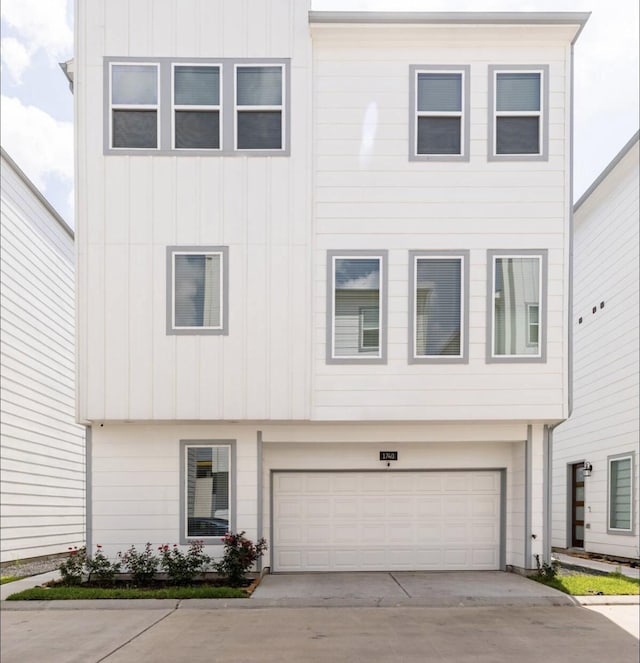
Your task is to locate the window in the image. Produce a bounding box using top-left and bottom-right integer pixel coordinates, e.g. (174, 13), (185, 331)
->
(105, 57), (289, 155)
(608, 455), (634, 533)
(181, 441), (234, 543)
(235, 65), (284, 150)
(488, 250), (547, 362)
(327, 251), (387, 363)
(410, 66), (469, 161)
(173, 64), (221, 149)
(110, 63), (159, 149)
(167, 246), (228, 335)
(409, 251), (469, 363)
(489, 66), (548, 160)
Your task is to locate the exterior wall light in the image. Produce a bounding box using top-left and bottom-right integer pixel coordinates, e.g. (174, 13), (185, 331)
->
(583, 462), (593, 477)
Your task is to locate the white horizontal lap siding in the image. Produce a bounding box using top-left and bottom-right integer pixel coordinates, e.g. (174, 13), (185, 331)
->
(77, 0), (312, 423)
(311, 30), (570, 421)
(552, 140), (639, 558)
(0, 154), (86, 563)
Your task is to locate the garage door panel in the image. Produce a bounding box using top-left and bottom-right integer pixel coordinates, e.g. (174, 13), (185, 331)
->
(273, 471), (501, 572)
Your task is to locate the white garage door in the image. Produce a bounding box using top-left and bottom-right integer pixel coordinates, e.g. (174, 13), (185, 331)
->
(272, 471), (501, 572)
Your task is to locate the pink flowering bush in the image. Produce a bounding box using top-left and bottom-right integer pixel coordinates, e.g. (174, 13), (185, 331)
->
(118, 543), (159, 586)
(216, 532), (267, 587)
(86, 545), (121, 586)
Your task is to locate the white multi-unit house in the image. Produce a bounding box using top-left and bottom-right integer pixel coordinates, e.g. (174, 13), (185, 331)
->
(0, 149), (85, 564)
(74, 1), (588, 572)
(552, 132), (639, 562)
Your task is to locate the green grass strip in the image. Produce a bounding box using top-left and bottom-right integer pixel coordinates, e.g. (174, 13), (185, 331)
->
(1, 576), (24, 585)
(533, 574), (639, 596)
(6, 585), (247, 600)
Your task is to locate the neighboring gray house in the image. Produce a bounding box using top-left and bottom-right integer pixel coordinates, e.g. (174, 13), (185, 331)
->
(552, 132), (639, 561)
(0, 148), (85, 564)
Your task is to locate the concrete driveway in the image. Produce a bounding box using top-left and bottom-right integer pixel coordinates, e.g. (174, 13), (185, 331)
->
(250, 570), (575, 607)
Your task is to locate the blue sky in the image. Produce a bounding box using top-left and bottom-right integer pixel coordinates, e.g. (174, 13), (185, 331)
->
(1, 0), (638, 227)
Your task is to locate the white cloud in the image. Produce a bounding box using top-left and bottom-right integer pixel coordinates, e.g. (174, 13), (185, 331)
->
(0, 95), (73, 192)
(1, 0), (72, 59)
(0, 37), (32, 84)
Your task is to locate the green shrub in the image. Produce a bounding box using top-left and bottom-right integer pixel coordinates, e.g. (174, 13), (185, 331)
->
(118, 543), (159, 586)
(158, 541), (210, 585)
(59, 547), (87, 585)
(86, 545), (121, 586)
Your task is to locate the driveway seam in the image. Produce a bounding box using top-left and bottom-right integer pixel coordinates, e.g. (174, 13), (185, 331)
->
(389, 573), (411, 598)
(95, 604), (178, 662)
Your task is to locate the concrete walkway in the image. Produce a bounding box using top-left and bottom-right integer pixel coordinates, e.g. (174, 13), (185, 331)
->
(250, 570), (574, 607)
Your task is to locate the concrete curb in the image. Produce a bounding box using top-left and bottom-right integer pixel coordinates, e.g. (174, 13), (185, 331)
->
(574, 595), (640, 606)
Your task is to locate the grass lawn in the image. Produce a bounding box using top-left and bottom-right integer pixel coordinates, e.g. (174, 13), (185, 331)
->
(533, 573), (640, 596)
(1, 576), (24, 585)
(6, 585), (248, 600)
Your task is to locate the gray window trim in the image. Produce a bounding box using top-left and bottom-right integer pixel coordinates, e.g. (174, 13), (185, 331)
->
(166, 245), (229, 336)
(409, 65), (470, 162)
(179, 440), (236, 545)
(607, 452), (635, 535)
(104, 57), (290, 156)
(526, 302), (539, 347)
(488, 65), (549, 162)
(486, 249), (548, 363)
(326, 250), (388, 364)
(408, 250), (469, 364)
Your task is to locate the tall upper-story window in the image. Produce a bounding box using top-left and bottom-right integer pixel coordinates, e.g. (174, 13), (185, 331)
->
(105, 58), (289, 155)
(173, 64), (221, 150)
(489, 65), (549, 160)
(409, 251), (469, 363)
(110, 63), (159, 149)
(488, 250), (547, 362)
(236, 65), (285, 150)
(410, 66), (470, 161)
(327, 251), (387, 364)
(167, 246), (229, 335)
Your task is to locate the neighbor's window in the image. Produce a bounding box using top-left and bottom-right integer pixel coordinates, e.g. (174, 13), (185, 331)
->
(328, 253), (386, 362)
(413, 68), (467, 158)
(490, 252), (545, 360)
(167, 246), (228, 335)
(491, 67), (546, 157)
(173, 64), (221, 149)
(184, 445), (230, 539)
(411, 253), (466, 361)
(609, 455), (633, 532)
(110, 63), (159, 149)
(236, 65), (284, 150)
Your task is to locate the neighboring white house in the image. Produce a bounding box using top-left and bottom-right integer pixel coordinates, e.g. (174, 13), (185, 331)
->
(74, 1), (588, 572)
(0, 149), (85, 564)
(552, 132), (639, 561)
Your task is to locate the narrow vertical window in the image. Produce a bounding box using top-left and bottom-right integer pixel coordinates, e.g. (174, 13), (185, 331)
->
(167, 246), (228, 335)
(494, 70), (543, 155)
(412, 254), (465, 360)
(490, 252), (546, 360)
(329, 253), (386, 362)
(173, 65), (221, 149)
(236, 65), (284, 150)
(609, 456), (633, 532)
(111, 63), (159, 148)
(185, 445), (230, 539)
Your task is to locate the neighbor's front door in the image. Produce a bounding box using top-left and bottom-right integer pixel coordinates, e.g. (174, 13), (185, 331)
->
(571, 462), (585, 548)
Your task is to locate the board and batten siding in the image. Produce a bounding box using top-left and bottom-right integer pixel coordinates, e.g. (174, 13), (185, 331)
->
(311, 25), (572, 421)
(0, 151), (85, 563)
(552, 136), (639, 559)
(76, 0), (313, 423)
